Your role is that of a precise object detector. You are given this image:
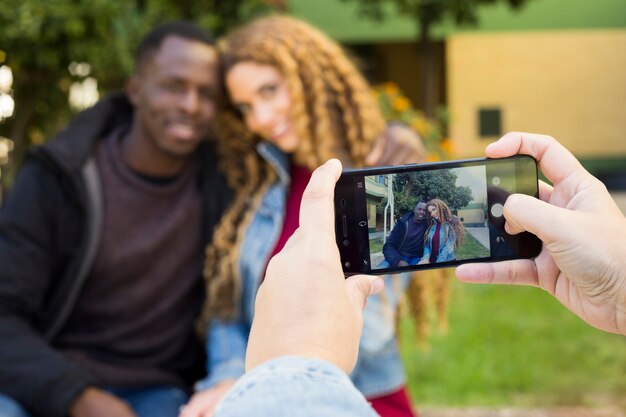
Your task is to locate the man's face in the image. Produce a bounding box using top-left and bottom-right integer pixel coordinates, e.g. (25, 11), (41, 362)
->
(129, 36), (218, 160)
(413, 202), (427, 221)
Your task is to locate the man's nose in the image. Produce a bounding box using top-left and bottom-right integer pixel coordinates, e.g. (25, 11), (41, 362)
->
(179, 90), (199, 114)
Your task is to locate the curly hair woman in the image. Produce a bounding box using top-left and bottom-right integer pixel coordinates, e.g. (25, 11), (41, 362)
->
(182, 16), (423, 417)
(419, 199), (465, 264)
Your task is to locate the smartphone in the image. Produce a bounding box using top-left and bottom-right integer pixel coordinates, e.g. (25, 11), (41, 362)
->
(334, 155), (542, 275)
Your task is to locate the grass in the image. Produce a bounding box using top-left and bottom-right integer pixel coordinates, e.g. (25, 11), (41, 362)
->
(399, 275), (626, 409)
(370, 236), (384, 253)
(456, 231), (489, 260)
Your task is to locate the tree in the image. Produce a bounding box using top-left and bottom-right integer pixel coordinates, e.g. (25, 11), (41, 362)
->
(342, 0), (530, 116)
(0, 0), (283, 193)
(383, 169), (472, 217)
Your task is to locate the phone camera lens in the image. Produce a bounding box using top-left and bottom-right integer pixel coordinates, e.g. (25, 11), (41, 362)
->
(342, 239), (349, 246)
(344, 261), (351, 268)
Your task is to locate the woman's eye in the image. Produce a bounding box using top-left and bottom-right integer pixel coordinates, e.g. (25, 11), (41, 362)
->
(260, 84), (277, 97)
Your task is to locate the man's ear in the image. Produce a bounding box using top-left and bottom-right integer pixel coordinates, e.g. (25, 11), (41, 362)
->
(126, 74), (142, 106)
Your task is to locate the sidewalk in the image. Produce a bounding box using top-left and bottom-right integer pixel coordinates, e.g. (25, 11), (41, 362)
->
(465, 226), (489, 248)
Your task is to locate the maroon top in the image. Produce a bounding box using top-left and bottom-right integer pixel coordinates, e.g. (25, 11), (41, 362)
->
(268, 165), (313, 265)
(429, 222), (441, 263)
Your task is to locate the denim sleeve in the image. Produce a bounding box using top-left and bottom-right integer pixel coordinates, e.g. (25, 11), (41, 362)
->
(213, 357), (379, 417)
(438, 227), (457, 262)
(195, 319), (248, 391)
(420, 240), (431, 262)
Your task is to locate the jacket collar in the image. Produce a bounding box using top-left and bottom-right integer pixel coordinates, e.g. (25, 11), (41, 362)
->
(256, 141), (291, 186)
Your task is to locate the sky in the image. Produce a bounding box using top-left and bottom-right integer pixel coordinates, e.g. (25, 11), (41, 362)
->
(453, 165), (487, 205)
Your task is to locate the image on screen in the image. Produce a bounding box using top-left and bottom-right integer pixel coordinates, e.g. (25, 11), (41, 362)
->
(365, 165), (491, 270)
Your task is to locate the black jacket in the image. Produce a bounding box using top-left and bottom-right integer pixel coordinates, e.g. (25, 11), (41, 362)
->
(0, 93), (233, 417)
(382, 211), (426, 267)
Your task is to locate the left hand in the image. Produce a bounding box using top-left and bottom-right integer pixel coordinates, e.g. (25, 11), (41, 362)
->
(245, 159), (385, 374)
(365, 123), (427, 166)
(179, 380), (237, 417)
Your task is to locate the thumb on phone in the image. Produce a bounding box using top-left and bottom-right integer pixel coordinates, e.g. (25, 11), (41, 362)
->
(503, 193), (570, 241)
(345, 275), (384, 313)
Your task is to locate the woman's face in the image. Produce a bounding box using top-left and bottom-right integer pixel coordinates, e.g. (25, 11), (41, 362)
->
(428, 205), (440, 220)
(226, 61), (299, 153)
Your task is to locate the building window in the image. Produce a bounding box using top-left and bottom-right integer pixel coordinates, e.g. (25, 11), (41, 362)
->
(479, 108), (501, 138)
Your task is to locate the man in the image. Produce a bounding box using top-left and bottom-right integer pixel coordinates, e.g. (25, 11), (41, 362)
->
(211, 132), (626, 416)
(0, 21), (426, 417)
(0, 22), (231, 417)
(379, 200), (429, 268)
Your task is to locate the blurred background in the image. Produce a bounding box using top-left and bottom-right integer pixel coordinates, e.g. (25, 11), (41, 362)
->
(1, 0), (624, 415)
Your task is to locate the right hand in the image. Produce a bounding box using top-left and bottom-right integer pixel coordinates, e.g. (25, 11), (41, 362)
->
(246, 160), (384, 374)
(456, 132), (626, 335)
(69, 387), (137, 417)
(397, 260), (409, 267)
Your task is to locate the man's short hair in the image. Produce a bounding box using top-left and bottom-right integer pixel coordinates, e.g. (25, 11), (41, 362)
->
(414, 200), (426, 211)
(134, 21), (215, 72)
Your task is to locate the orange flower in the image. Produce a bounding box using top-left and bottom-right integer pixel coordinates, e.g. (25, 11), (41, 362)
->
(440, 138), (454, 154)
(392, 97), (410, 112)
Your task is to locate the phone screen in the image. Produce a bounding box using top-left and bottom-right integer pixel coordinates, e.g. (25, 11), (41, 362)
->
(334, 156), (541, 275)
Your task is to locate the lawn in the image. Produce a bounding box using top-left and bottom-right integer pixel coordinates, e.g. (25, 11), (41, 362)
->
(370, 236), (384, 253)
(399, 273), (626, 410)
(456, 231), (489, 260)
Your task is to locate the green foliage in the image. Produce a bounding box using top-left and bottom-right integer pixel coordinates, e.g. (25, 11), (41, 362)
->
(373, 82), (451, 160)
(0, 0), (280, 190)
(342, 0), (530, 37)
(383, 169), (473, 217)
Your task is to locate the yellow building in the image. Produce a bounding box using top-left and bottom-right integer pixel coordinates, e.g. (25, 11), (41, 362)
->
(365, 175), (388, 231)
(448, 30), (626, 159)
(293, 0), (626, 171)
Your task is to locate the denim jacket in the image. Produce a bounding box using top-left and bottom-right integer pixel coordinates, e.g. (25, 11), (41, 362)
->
(420, 221), (457, 262)
(214, 357), (379, 417)
(198, 142), (410, 397)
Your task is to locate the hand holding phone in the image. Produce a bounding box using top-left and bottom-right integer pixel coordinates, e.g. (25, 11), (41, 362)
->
(457, 132), (626, 336)
(334, 155), (542, 275)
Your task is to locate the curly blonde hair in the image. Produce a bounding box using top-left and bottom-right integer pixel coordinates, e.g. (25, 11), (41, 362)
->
(201, 15), (386, 321)
(424, 198), (465, 252)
